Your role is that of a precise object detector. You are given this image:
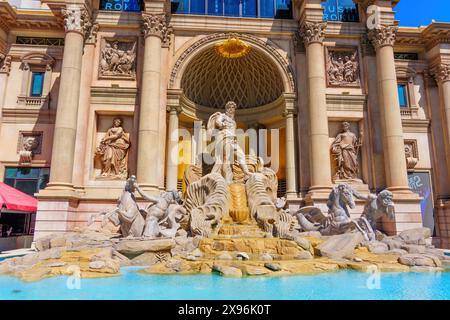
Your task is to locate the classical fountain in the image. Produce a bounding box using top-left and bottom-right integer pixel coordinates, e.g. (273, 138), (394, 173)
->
(0, 101), (448, 282)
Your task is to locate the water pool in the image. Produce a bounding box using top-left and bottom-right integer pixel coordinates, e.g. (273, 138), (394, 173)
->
(0, 267), (449, 300)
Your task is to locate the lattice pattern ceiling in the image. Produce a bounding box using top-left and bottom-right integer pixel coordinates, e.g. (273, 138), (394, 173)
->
(181, 47), (284, 109)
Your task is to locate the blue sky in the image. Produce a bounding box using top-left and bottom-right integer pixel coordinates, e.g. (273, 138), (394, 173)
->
(395, 0), (450, 26)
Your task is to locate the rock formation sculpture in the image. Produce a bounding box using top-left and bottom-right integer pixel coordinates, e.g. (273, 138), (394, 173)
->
(95, 118), (130, 179)
(331, 122), (362, 180)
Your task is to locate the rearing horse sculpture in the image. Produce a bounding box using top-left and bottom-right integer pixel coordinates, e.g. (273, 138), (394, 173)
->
(294, 184), (395, 241)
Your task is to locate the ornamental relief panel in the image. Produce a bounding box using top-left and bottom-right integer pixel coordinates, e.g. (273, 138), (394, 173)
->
(17, 131), (43, 165)
(99, 38), (137, 80)
(326, 47), (361, 87)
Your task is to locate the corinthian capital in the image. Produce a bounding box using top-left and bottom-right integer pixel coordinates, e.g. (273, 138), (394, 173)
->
(300, 21), (327, 46)
(61, 5), (92, 37)
(431, 64), (450, 84)
(142, 13), (172, 44)
(368, 25), (398, 50)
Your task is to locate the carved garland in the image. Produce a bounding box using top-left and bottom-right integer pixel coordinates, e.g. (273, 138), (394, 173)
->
(368, 25), (398, 50)
(169, 33), (296, 93)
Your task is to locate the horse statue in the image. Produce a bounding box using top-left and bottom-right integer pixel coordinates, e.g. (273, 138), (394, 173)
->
(294, 184), (395, 241)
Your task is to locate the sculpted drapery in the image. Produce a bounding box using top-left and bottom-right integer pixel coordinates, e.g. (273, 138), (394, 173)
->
(96, 118), (130, 179)
(331, 122), (361, 180)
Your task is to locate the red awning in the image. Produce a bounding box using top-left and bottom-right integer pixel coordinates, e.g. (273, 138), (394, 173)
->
(0, 182), (38, 212)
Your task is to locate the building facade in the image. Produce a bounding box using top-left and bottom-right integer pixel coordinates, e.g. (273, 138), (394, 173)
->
(0, 0), (449, 247)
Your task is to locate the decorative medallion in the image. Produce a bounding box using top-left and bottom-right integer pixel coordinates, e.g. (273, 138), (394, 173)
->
(215, 37), (251, 59)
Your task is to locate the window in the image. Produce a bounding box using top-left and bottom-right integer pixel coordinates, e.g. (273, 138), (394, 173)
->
(30, 72), (44, 97)
(398, 84), (408, 108)
(16, 37), (64, 46)
(99, 0), (143, 12)
(322, 0), (359, 22)
(4, 167), (50, 196)
(171, 0), (293, 19)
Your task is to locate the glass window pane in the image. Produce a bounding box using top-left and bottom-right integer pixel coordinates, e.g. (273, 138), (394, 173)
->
(260, 0), (275, 18)
(16, 168), (40, 179)
(5, 168), (17, 178)
(172, 0), (189, 13)
(275, 0), (291, 18)
(242, 0), (257, 17)
(398, 84), (408, 108)
(208, 0), (223, 15)
(15, 180), (38, 196)
(190, 0), (206, 14)
(39, 167), (50, 177)
(30, 72), (44, 97)
(340, 0), (359, 22)
(4, 178), (15, 187)
(38, 173), (50, 191)
(123, 0), (142, 12)
(224, 0), (240, 16)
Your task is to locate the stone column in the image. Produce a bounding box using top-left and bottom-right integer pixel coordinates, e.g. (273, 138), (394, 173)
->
(73, 24), (98, 189)
(300, 21), (333, 195)
(165, 105), (180, 191)
(137, 13), (171, 192)
(46, 5), (91, 190)
(369, 25), (410, 193)
(283, 97), (297, 198)
(432, 63), (450, 165)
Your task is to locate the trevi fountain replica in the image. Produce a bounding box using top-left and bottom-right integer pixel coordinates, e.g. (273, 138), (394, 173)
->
(0, 101), (448, 283)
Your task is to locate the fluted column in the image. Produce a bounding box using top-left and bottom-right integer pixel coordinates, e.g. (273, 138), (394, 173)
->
(369, 25), (410, 193)
(300, 21), (333, 195)
(283, 97), (297, 198)
(165, 105), (180, 191)
(137, 13), (171, 192)
(432, 64), (450, 162)
(47, 5), (91, 190)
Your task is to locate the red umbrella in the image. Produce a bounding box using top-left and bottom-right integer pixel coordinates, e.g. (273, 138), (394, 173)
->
(0, 182), (38, 212)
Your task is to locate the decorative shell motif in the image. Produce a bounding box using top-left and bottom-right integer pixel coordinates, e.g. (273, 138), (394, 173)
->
(215, 37), (251, 59)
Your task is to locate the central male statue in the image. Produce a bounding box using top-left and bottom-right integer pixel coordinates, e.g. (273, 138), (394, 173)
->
(207, 101), (252, 184)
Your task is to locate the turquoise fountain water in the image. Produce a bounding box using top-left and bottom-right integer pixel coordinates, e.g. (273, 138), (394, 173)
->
(0, 267), (449, 300)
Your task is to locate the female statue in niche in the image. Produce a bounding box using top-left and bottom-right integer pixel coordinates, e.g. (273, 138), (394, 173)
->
(96, 118), (130, 179)
(330, 122), (362, 181)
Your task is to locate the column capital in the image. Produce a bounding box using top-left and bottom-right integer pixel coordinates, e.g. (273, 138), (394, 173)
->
(293, 29), (306, 53)
(282, 107), (297, 118)
(368, 25), (398, 50)
(431, 63), (450, 84)
(142, 13), (172, 45)
(167, 105), (182, 114)
(299, 21), (327, 46)
(61, 4), (92, 37)
(0, 53), (11, 75)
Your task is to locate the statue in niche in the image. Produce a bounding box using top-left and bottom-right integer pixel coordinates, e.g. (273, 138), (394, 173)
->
(18, 135), (41, 165)
(206, 101), (252, 184)
(327, 50), (360, 86)
(331, 122), (362, 181)
(96, 118), (130, 179)
(99, 40), (136, 78)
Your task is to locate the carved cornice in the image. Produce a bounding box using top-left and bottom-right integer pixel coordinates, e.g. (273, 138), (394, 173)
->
(431, 64), (450, 84)
(142, 13), (172, 45)
(61, 5), (92, 37)
(0, 54), (12, 74)
(368, 25), (398, 50)
(299, 21), (327, 46)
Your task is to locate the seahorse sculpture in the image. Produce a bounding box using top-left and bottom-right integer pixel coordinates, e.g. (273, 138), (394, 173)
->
(184, 173), (229, 237)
